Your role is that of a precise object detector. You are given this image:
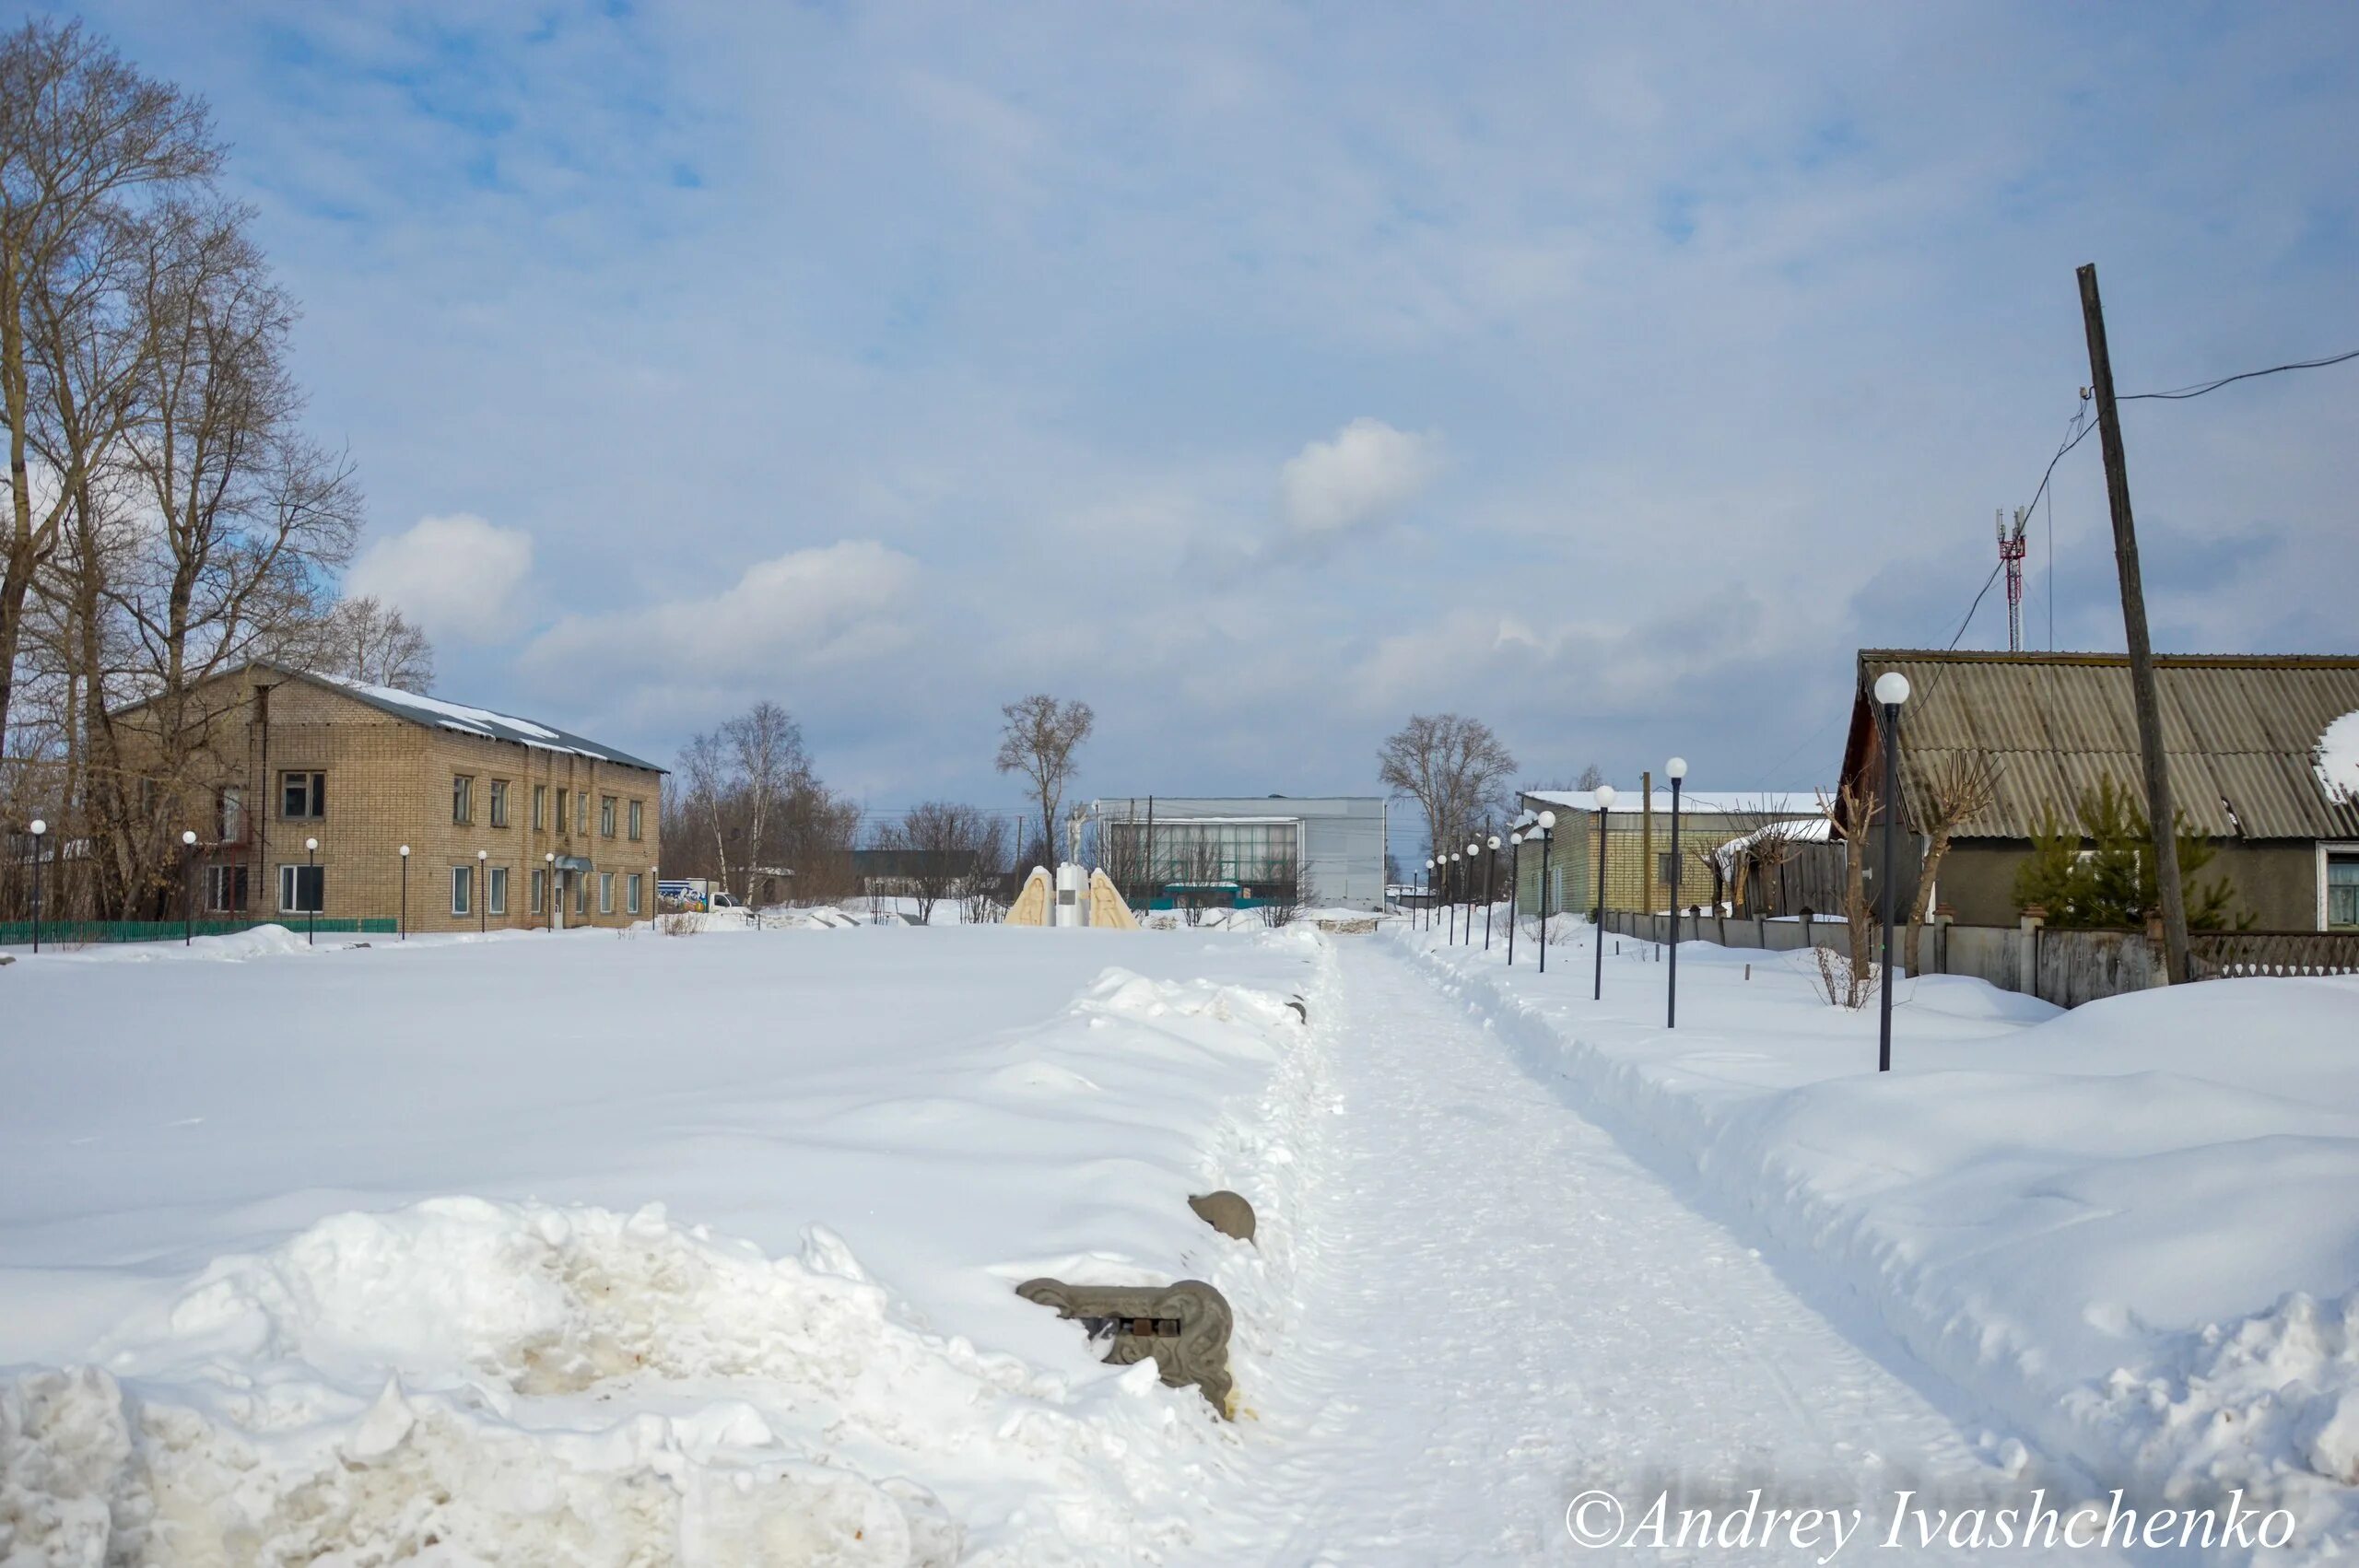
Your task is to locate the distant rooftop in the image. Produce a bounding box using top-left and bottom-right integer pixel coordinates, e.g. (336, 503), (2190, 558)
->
(278, 665), (665, 772)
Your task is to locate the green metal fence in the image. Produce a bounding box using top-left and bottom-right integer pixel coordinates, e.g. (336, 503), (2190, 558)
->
(0, 918), (398, 946)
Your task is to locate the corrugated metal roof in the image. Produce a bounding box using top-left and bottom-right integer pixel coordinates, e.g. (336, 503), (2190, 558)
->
(1848, 650), (2359, 841)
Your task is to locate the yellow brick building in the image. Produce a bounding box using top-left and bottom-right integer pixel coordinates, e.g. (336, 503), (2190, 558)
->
(116, 663), (664, 934)
(1510, 789), (1818, 918)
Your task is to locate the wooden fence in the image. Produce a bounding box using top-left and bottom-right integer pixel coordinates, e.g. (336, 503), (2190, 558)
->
(1600, 910), (2359, 1010)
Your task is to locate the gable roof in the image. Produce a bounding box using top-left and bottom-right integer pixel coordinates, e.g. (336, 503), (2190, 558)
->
(1843, 649), (2359, 841)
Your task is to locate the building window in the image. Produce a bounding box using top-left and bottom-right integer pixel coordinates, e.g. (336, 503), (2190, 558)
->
(627, 872), (642, 915)
(577, 790), (590, 836)
(2330, 854), (2359, 931)
(205, 864), (249, 913)
(489, 780), (510, 828)
(574, 872), (589, 917)
(599, 871), (615, 914)
(557, 789), (570, 835)
(487, 866), (508, 916)
(531, 868), (546, 914)
(534, 784), (547, 830)
(628, 800), (643, 841)
(452, 864), (473, 916)
(600, 795), (616, 837)
(217, 787), (245, 842)
(280, 771), (325, 820)
(277, 863), (324, 913)
(452, 775), (474, 825)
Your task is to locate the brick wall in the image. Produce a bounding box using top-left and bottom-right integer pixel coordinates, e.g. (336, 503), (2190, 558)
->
(150, 670), (663, 934)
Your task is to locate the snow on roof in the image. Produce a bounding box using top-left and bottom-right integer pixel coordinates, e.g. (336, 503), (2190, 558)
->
(299, 670), (664, 772)
(2318, 708), (2359, 806)
(1522, 789), (1816, 817)
(1715, 813), (1833, 870)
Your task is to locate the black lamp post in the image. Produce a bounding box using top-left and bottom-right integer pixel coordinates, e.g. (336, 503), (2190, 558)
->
(303, 836), (319, 946)
(1874, 671), (1912, 1072)
(477, 848), (489, 934)
(1507, 830), (1522, 965)
(1450, 851), (1465, 943)
(1666, 758), (1686, 1027)
(182, 829), (198, 945)
(1591, 785), (1617, 1001)
(399, 844), (411, 940)
(546, 851), (557, 932)
(1484, 835), (1501, 950)
(1536, 811), (1556, 973)
(1422, 859), (1433, 930)
(26, 818), (44, 954)
(1459, 844), (1475, 944)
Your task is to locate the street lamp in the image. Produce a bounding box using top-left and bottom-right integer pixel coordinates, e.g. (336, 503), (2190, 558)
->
(1507, 830), (1522, 965)
(1873, 671), (1912, 1072)
(399, 845), (411, 940)
(1485, 835), (1501, 950)
(1422, 857), (1434, 930)
(1591, 784), (1617, 1001)
(1450, 851), (1464, 943)
(545, 850), (557, 933)
(1452, 844), (1472, 942)
(1536, 811), (1556, 972)
(303, 837), (319, 946)
(477, 848), (489, 934)
(26, 818), (45, 954)
(182, 829), (198, 945)
(1665, 758), (1686, 1027)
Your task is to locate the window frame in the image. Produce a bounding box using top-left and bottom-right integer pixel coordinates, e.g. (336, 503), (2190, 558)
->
(277, 862), (325, 914)
(533, 784), (547, 831)
(280, 770), (326, 821)
(217, 786), (245, 843)
(487, 865), (508, 917)
(489, 779), (510, 828)
(531, 867), (546, 914)
(2321, 843), (2359, 931)
(626, 872), (642, 915)
(452, 774), (474, 825)
(452, 863), (473, 916)
(599, 871), (615, 914)
(573, 871), (589, 917)
(628, 799), (643, 841)
(205, 863), (249, 914)
(557, 789), (571, 835)
(600, 795), (616, 837)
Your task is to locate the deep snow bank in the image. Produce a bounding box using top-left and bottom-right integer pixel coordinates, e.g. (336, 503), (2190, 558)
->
(2, 932), (1338, 1564)
(1398, 925), (2359, 1560)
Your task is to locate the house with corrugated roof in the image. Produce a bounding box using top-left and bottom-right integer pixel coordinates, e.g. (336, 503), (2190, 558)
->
(111, 661), (665, 933)
(1839, 650), (2359, 930)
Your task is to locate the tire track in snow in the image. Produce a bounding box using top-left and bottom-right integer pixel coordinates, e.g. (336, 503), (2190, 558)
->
(1213, 942), (2125, 1566)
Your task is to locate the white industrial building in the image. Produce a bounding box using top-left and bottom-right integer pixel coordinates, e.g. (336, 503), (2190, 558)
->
(1086, 796), (1388, 912)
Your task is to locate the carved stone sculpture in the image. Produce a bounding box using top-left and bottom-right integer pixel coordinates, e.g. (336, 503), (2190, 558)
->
(1015, 1277), (1234, 1415)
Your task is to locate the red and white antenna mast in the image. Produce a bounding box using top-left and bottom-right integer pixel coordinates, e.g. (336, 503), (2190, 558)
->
(1997, 507), (2029, 652)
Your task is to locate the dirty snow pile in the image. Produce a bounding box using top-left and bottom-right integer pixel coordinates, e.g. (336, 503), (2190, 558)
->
(1403, 920), (2359, 1555)
(1, 926), (1329, 1565)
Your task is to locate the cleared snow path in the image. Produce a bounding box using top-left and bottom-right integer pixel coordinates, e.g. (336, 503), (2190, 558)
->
(1222, 942), (2121, 1566)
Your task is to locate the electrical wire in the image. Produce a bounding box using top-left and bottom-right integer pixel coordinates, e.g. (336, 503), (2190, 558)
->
(2122, 346), (2359, 402)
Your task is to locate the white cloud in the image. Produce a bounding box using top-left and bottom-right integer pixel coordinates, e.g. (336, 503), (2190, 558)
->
(1278, 418), (1443, 534)
(520, 540), (919, 689)
(346, 514), (534, 644)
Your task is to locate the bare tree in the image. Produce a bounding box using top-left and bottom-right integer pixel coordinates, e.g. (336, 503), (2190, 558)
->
(312, 594), (433, 692)
(1813, 778), (1881, 1008)
(724, 699), (808, 901)
(678, 730), (732, 901)
(994, 693), (1092, 869)
(1378, 713), (1516, 872)
(2, 17), (221, 754)
(878, 800), (1000, 924)
(1903, 750), (2001, 974)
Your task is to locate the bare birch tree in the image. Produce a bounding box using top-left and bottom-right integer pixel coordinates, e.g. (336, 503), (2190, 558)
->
(311, 594), (433, 692)
(1903, 750), (2001, 974)
(994, 693), (1092, 869)
(1378, 713), (1516, 870)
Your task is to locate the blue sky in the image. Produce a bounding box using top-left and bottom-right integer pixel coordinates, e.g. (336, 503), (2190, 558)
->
(54, 2), (2359, 823)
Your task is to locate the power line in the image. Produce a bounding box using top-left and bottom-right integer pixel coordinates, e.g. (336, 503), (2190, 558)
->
(2122, 346), (2359, 402)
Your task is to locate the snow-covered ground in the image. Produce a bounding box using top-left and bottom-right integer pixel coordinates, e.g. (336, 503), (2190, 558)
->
(1402, 915), (2359, 1560)
(1, 921), (1325, 1563)
(5, 916), (2350, 1563)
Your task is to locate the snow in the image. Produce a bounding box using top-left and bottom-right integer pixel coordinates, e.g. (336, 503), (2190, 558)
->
(6, 911), (2351, 1562)
(1, 924), (1324, 1563)
(1524, 787), (1817, 816)
(1401, 917), (2359, 1557)
(2318, 708), (2359, 804)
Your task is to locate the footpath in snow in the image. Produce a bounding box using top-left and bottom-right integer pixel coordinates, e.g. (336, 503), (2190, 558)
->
(1388, 913), (2359, 1562)
(1218, 939), (2130, 1567)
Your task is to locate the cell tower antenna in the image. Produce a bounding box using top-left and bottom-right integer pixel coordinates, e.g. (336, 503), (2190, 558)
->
(1997, 506), (2030, 652)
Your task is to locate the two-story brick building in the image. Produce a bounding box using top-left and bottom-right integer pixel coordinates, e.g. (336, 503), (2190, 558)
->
(116, 662), (664, 933)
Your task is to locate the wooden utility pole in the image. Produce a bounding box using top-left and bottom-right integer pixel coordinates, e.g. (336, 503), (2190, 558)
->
(2076, 263), (2190, 982)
